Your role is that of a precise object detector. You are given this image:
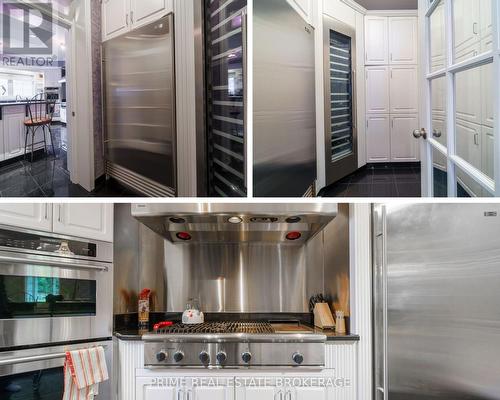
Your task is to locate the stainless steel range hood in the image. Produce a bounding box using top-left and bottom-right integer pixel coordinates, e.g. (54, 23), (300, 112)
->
(132, 203), (338, 244)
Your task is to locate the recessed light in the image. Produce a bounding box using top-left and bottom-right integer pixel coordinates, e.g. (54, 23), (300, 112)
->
(228, 216), (243, 224)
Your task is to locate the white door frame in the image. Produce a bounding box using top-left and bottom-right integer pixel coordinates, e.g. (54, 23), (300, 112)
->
(16, 0), (96, 193)
(418, 0), (499, 197)
(67, 0), (95, 192)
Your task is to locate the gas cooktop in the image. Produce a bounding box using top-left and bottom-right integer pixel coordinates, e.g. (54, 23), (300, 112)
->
(143, 321), (326, 369)
(155, 321), (275, 335)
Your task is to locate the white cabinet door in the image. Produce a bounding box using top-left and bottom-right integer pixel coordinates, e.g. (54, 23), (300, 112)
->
(287, 0), (313, 25)
(366, 115), (390, 163)
(453, 0), (480, 62)
(480, 0), (493, 52)
(236, 386), (281, 400)
(365, 16), (388, 65)
(136, 378), (179, 400)
(390, 66), (418, 114)
(482, 125), (494, 182)
(294, 387), (328, 400)
(3, 110), (25, 160)
(391, 115), (419, 162)
(365, 66), (390, 114)
(130, 0), (172, 29)
(481, 62), (494, 128)
(389, 17), (418, 64)
(456, 66), (481, 125)
(52, 204), (114, 242)
(0, 204), (52, 232)
(102, 0), (130, 41)
(456, 120), (482, 183)
(190, 386), (234, 400)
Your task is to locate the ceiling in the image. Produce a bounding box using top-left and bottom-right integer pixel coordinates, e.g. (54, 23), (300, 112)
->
(356, 0), (418, 10)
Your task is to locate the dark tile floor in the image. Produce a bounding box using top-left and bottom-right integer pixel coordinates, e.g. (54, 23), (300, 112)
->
(0, 125), (138, 198)
(320, 163), (422, 198)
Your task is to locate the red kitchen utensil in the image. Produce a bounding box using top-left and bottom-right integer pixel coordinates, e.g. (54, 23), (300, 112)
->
(153, 321), (174, 331)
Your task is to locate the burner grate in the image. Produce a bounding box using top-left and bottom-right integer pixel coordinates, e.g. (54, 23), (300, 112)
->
(156, 321), (275, 334)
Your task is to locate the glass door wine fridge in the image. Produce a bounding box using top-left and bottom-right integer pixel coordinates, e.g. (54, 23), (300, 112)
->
(204, 0), (247, 197)
(323, 15), (358, 186)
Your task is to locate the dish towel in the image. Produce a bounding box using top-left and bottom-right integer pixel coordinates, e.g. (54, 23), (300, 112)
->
(63, 346), (109, 400)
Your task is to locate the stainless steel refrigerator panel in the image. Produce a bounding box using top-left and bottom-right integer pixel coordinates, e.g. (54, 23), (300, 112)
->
(377, 203), (500, 399)
(253, 0), (316, 197)
(103, 14), (176, 194)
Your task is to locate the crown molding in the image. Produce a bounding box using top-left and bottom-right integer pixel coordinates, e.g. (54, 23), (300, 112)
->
(366, 9), (419, 16)
(340, 0), (367, 15)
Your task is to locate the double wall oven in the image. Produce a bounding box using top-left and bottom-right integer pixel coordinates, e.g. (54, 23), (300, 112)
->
(0, 226), (113, 400)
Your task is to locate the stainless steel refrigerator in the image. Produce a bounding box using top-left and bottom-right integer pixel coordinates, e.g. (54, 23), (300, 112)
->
(103, 14), (176, 197)
(253, 0), (316, 197)
(373, 203), (500, 400)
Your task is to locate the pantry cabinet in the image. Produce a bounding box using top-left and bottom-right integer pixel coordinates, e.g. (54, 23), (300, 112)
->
(388, 17), (418, 64)
(365, 15), (417, 65)
(52, 204), (114, 242)
(365, 67), (390, 114)
(365, 13), (419, 164)
(366, 115), (390, 163)
(0, 204), (52, 232)
(389, 66), (418, 114)
(365, 16), (389, 65)
(102, 0), (173, 41)
(0, 204), (113, 242)
(390, 115), (419, 162)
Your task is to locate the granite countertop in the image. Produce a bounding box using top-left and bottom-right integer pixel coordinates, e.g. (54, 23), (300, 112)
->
(0, 101), (29, 106)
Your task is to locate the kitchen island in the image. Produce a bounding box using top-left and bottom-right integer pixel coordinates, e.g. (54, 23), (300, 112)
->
(0, 101), (51, 163)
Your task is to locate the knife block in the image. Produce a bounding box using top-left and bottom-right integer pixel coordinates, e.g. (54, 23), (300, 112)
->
(313, 303), (336, 330)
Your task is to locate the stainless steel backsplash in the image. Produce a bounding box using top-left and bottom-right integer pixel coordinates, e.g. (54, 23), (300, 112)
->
(114, 204), (350, 314)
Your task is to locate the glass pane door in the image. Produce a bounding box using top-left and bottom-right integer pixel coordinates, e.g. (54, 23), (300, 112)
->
(0, 368), (64, 400)
(329, 31), (354, 161)
(205, 0), (247, 197)
(420, 0), (498, 197)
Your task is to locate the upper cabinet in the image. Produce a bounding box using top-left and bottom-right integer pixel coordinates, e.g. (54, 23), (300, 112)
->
(389, 17), (418, 64)
(365, 16), (389, 65)
(365, 15), (418, 65)
(102, 0), (129, 40)
(0, 204), (52, 232)
(287, 0), (314, 26)
(0, 204), (113, 242)
(53, 204), (114, 243)
(102, 0), (173, 42)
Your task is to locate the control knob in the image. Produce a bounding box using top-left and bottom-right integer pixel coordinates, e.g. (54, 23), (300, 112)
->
(199, 351), (210, 364)
(216, 351), (227, 364)
(173, 351), (184, 363)
(241, 352), (252, 364)
(156, 351), (168, 362)
(292, 352), (304, 365)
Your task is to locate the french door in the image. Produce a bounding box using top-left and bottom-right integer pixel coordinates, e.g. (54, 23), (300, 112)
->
(417, 0), (500, 197)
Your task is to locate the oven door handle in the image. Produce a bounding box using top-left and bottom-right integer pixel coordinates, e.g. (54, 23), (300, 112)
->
(0, 352), (67, 367)
(0, 254), (109, 272)
(0, 344), (109, 367)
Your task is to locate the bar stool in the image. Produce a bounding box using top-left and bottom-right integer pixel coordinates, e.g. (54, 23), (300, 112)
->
(24, 93), (56, 162)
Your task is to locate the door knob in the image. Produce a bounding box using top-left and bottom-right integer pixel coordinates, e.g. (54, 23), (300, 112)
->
(413, 128), (427, 139)
(433, 129), (442, 138)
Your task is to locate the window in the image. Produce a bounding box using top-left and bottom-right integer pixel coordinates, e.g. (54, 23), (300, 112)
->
(0, 69), (45, 100)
